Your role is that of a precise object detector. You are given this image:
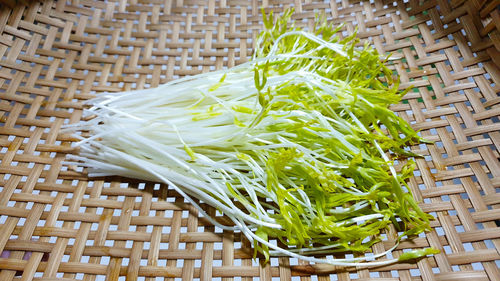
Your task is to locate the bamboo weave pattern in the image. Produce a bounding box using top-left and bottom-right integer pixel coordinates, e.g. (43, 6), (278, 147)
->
(0, 0), (499, 280)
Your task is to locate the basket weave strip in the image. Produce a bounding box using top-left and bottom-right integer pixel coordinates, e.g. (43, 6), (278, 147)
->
(0, 0), (499, 280)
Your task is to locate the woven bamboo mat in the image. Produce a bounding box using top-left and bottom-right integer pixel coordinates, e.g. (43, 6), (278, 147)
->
(0, 0), (499, 280)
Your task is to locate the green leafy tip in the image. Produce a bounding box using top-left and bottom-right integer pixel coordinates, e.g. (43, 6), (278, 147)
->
(398, 248), (441, 262)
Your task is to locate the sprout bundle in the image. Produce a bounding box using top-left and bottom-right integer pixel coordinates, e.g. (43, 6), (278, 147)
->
(66, 11), (438, 266)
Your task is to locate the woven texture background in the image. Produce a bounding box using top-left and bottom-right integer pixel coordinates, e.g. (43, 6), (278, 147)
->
(1, 0), (500, 280)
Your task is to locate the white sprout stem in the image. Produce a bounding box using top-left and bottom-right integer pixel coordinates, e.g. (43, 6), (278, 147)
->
(268, 31), (347, 58)
(246, 228), (400, 266)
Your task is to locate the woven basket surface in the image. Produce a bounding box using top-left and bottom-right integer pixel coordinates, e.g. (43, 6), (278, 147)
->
(1, 0), (500, 280)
